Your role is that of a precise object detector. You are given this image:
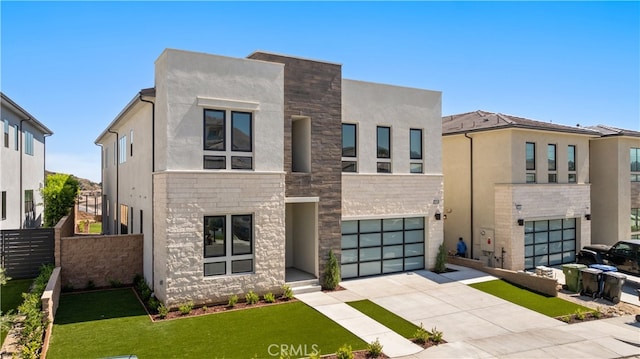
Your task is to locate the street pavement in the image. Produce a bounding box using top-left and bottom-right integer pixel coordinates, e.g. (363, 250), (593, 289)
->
(297, 264), (640, 358)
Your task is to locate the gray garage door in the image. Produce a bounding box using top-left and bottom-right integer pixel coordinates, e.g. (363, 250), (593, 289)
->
(341, 217), (425, 279)
(524, 218), (576, 269)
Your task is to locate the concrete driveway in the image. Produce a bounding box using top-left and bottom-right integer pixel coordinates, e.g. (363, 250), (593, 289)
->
(297, 264), (640, 358)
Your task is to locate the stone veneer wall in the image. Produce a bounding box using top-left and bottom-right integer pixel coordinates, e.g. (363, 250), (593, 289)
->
(342, 174), (444, 269)
(54, 212), (75, 267)
(495, 184), (591, 270)
(247, 52), (343, 274)
(153, 171), (286, 307)
(59, 234), (143, 288)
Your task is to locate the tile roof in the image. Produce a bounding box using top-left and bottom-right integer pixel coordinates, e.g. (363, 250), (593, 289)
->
(585, 124), (640, 138)
(442, 110), (599, 136)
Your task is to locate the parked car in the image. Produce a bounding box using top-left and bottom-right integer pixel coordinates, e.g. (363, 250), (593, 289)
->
(577, 239), (640, 275)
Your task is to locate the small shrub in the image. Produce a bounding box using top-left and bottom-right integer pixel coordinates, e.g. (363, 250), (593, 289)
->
(434, 243), (447, 273)
(109, 279), (122, 288)
(429, 327), (444, 344)
(307, 350), (321, 359)
(336, 344), (354, 359)
(85, 280), (96, 290)
(133, 273), (144, 287)
(140, 287), (152, 302)
(281, 284), (294, 300)
(147, 297), (160, 312)
(228, 294), (239, 307)
(560, 315), (571, 323)
(15, 264), (53, 359)
(367, 338), (383, 357)
(157, 304), (169, 319)
(593, 309), (603, 319)
(202, 305), (208, 312)
(413, 323), (430, 344)
(179, 301), (194, 315)
(322, 250), (341, 290)
(0, 267), (10, 285)
(246, 290), (260, 305)
(574, 308), (586, 321)
(0, 310), (15, 333)
(263, 292), (276, 303)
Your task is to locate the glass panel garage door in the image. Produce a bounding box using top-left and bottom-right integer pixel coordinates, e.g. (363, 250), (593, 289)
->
(524, 218), (576, 269)
(341, 217), (425, 279)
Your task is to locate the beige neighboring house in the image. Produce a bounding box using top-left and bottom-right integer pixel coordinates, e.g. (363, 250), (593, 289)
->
(587, 125), (640, 244)
(442, 110), (599, 270)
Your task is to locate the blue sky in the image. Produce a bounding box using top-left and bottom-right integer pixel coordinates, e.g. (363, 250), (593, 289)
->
(2, 1), (638, 182)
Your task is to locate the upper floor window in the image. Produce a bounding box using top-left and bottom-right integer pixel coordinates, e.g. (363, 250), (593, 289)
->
(525, 142), (536, 183)
(24, 131), (34, 156)
(377, 126), (391, 173)
(568, 145), (576, 183)
(410, 128), (423, 173)
(13, 125), (18, 151)
(631, 148), (640, 182)
(130, 130), (134, 157)
(204, 214), (254, 276)
(119, 136), (127, 164)
(3, 120), (8, 148)
(203, 109), (253, 170)
(547, 144), (557, 183)
(342, 123), (357, 172)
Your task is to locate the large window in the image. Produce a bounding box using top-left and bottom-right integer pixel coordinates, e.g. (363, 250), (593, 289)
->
(524, 218), (576, 269)
(3, 120), (8, 148)
(341, 217), (424, 278)
(204, 214), (253, 276)
(342, 123), (357, 172)
(203, 109), (253, 170)
(24, 131), (34, 156)
(568, 145), (576, 183)
(1, 191), (6, 220)
(525, 142), (536, 183)
(547, 144), (557, 183)
(631, 148), (640, 182)
(632, 208), (640, 235)
(410, 129), (423, 173)
(377, 126), (391, 173)
(119, 136), (127, 164)
(120, 204), (128, 234)
(24, 190), (34, 226)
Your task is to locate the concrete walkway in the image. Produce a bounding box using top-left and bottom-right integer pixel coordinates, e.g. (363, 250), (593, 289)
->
(298, 265), (640, 358)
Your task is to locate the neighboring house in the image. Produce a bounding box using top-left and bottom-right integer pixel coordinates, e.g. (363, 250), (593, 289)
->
(1, 92), (53, 230)
(442, 110), (598, 270)
(587, 125), (640, 243)
(95, 49), (443, 306)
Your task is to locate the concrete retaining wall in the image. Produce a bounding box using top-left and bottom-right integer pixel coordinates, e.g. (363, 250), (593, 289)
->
(448, 256), (558, 297)
(41, 267), (61, 323)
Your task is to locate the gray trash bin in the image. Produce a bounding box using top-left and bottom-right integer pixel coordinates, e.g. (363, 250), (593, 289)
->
(580, 268), (602, 298)
(601, 271), (626, 303)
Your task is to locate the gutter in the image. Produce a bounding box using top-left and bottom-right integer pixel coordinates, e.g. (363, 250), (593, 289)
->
(464, 133), (474, 259)
(138, 93), (155, 290)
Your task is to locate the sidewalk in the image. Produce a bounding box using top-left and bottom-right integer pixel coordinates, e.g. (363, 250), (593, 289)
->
(298, 265), (640, 358)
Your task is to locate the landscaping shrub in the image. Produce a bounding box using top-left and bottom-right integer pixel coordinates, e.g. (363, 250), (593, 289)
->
(413, 323), (430, 344)
(322, 250), (340, 290)
(178, 301), (193, 315)
(574, 308), (586, 321)
(263, 292), (276, 303)
(434, 243), (447, 273)
(281, 285), (294, 300)
(85, 280), (96, 290)
(245, 291), (260, 305)
(15, 264), (53, 359)
(40, 173), (79, 227)
(0, 267), (10, 285)
(367, 338), (383, 357)
(157, 304), (169, 319)
(202, 305), (208, 312)
(147, 297), (160, 313)
(429, 327), (443, 344)
(228, 294), (239, 308)
(109, 279), (122, 288)
(335, 344), (354, 359)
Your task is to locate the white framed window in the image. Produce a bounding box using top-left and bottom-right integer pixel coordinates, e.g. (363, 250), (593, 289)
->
(526, 142), (536, 183)
(24, 131), (34, 156)
(568, 145), (576, 183)
(119, 136), (127, 164)
(3, 120), (8, 148)
(204, 214), (254, 276)
(342, 123), (357, 172)
(547, 144), (557, 183)
(377, 126), (391, 173)
(410, 129), (423, 174)
(203, 109), (253, 170)
(13, 125), (19, 151)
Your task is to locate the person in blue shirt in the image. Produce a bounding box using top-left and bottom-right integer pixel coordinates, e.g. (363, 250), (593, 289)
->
(456, 237), (467, 258)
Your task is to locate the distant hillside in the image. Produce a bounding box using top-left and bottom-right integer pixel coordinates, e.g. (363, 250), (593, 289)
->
(45, 170), (101, 191)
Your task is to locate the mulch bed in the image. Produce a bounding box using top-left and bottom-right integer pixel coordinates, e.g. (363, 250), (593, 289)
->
(554, 311), (614, 324)
(321, 350), (389, 359)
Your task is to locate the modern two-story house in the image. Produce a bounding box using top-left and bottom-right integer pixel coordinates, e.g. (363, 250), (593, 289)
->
(442, 110), (598, 270)
(1, 92), (53, 230)
(587, 125), (640, 243)
(96, 49), (443, 306)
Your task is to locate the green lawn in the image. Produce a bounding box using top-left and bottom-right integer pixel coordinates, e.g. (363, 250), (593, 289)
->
(469, 279), (594, 317)
(48, 289), (366, 358)
(89, 222), (102, 234)
(347, 300), (419, 338)
(1, 278), (33, 345)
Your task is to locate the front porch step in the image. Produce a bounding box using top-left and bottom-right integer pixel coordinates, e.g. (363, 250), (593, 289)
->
(286, 278), (322, 295)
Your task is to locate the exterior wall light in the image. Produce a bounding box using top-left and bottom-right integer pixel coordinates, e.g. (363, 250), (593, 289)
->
(517, 218), (524, 226)
(435, 211), (442, 220)
(585, 214), (591, 220)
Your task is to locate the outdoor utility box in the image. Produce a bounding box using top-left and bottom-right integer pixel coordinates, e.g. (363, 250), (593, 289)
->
(601, 272), (626, 304)
(562, 264), (587, 293)
(580, 268), (602, 298)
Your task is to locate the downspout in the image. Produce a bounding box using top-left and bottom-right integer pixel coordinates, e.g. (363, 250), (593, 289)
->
(108, 129), (119, 235)
(464, 133), (474, 259)
(139, 94), (155, 290)
(19, 118), (31, 229)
